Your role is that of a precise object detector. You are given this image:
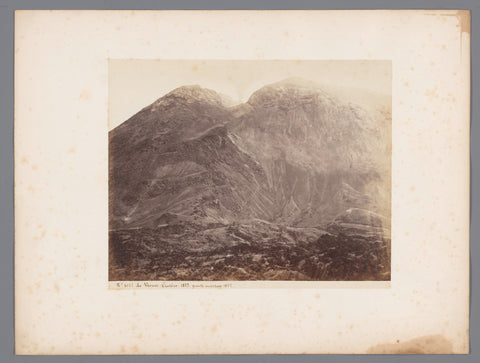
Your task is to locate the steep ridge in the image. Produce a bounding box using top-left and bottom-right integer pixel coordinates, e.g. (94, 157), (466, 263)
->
(110, 79), (391, 231)
(109, 79), (391, 281)
(110, 85), (232, 151)
(229, 78), (390, 227)
(113, 125), (275, 229)
(110, 86), (275, 229)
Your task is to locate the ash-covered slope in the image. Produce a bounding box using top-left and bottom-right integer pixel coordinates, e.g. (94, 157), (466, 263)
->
(109, 85), (275, 229)
(110, 85), (232, 149)
(109, 79), (390, 234)
(229, 78), (391, 228)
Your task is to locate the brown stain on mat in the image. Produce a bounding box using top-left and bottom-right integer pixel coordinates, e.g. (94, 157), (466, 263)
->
(366, 335), (454, 354)
(79, 89), (91, 101)
(452, 10), (471, 36)
(423, 10), (470, 36)
(423, 10), (470, 59)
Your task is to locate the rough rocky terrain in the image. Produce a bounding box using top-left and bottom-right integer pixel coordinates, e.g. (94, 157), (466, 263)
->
(109, 78), (391, 281)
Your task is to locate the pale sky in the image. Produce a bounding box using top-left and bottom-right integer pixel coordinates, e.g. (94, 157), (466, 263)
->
(109, 59), (391, 130)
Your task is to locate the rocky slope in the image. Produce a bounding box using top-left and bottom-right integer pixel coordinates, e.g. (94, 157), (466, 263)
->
(109, 79), (391, 281)
(229, 78), (390, 227)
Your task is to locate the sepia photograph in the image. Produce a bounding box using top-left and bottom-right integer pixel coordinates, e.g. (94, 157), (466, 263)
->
(14, 10), (470, 354)
(108, 60), (392, 281)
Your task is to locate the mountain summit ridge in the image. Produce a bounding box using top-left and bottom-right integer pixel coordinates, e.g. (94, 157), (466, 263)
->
(160, 85), (226, 106)
(110, 79), (391, 232)
(109, 78), (392, 281)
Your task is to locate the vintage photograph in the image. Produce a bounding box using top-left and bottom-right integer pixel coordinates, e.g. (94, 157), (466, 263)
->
(15, 10), (470, 354)
(108, 60), (391, 281)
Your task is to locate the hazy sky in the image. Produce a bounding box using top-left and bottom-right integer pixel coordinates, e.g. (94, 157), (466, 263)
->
(109, 60), (391, 130)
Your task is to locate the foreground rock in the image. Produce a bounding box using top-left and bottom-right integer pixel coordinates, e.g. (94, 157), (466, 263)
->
(109, 222), (390, 281)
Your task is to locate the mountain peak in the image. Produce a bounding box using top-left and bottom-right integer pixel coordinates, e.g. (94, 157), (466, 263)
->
(152, 85), (238, 108)
(273, 77), (320, 89)
(162, 85), (223, 105)
(247, 77), (326, 105)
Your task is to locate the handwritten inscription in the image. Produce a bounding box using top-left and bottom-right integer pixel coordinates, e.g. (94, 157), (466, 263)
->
(112, 281), (234, 289)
